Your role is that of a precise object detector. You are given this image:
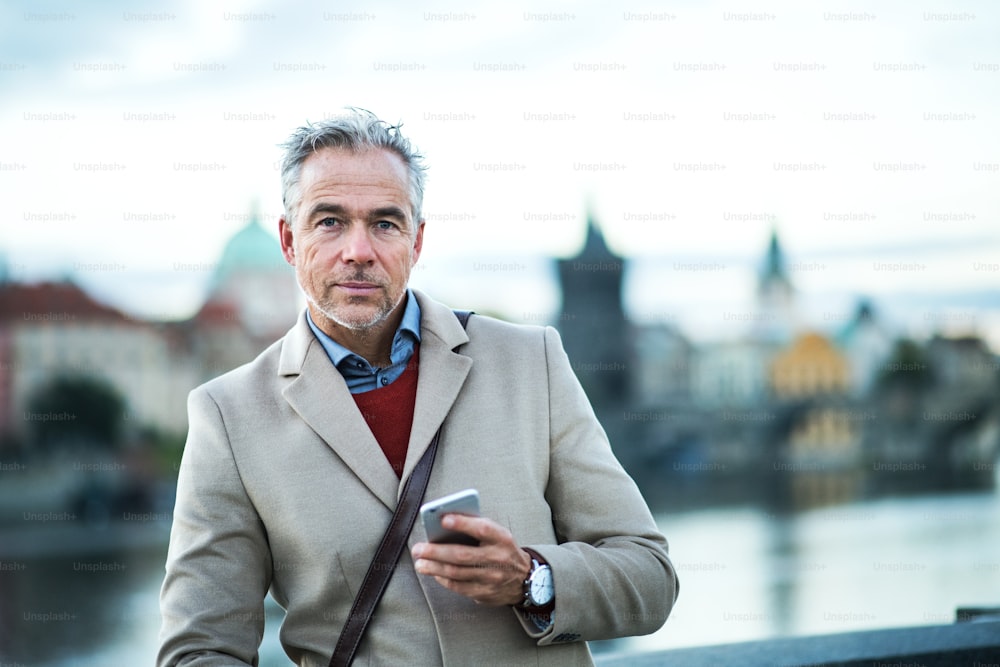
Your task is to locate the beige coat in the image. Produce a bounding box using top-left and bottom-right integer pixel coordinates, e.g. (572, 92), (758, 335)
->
(158, 290), (678, 666)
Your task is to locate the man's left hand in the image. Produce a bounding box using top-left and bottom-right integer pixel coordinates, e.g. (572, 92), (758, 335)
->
(411, 514), (532, 606)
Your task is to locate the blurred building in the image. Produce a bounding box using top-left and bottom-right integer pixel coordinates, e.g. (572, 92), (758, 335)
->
(552, 218), (998, 500)
(0, 211), (298, 449)
(836, 299), (895, 396)
(768, 334), (863, 509)
(173, 212), (300, 379)
(556, 214), (632, 409)
(770, 332), (851, 399)
(926, 334), (998, 395)
(692, 340), (776, 408)
(0, 281), (194, 442)
(206, 209), (300, 341)
(769, 333), (860, 467)
(632, 324), (692, 403)
(754, 230), (798, 343)
(690, 230), (797, 408)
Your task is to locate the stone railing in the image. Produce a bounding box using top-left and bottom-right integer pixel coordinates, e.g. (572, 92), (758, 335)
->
(596, 615), (1000, 667)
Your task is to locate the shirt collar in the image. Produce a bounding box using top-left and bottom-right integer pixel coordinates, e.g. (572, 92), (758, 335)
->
(306, 289), (421, 368)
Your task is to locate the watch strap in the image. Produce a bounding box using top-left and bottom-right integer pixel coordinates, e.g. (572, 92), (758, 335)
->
(519, 549), (555, 610)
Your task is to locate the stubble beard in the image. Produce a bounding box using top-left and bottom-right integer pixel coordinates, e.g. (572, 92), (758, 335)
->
(299, 272), (405, 337)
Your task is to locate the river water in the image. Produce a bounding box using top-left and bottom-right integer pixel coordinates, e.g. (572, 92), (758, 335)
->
(1, 490), (997, 665)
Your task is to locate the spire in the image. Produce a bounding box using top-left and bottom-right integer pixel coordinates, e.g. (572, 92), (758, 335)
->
(855, 298), (874, 322)
(836, 297), (878, 345)
(754, 229), (796, 342)
(758, 229), (793, 296)
(762, 229), (788, 283)
(579, 209), (618, 261)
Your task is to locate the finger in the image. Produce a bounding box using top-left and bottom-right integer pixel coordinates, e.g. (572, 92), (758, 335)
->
(415, 555), (509, 581)
(412, 541), (481, 567)
(414, 541), (529, 581)
(441, 514), (512, 545)
(416, 551), (528, 607)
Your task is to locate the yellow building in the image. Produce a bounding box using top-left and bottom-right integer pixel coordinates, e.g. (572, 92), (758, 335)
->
(769, 332), (862, 508)
(770, 332), (851, 399)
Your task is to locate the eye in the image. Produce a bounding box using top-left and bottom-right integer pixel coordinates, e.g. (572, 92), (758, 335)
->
(319, 217), (341, 227)
(376, 220), (398, 231)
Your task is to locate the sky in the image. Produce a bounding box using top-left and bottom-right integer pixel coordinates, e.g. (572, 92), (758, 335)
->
(1, 0), (998, 345)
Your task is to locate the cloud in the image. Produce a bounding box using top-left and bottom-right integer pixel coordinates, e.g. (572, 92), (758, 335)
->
(1, 0), (997, 343)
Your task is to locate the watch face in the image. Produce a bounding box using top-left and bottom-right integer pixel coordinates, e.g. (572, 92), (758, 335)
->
(530, 565), (553, 605)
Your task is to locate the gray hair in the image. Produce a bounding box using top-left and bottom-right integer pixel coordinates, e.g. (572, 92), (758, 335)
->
(279, 108), (428, 226)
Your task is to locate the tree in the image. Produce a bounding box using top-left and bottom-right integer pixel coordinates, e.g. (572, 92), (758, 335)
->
(875, 338), (935, 394)
(26, 375), (127, 451)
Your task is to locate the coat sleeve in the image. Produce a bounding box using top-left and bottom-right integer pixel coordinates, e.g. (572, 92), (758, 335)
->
(157, 386), (272, 667)
(517, 326), (679, 643)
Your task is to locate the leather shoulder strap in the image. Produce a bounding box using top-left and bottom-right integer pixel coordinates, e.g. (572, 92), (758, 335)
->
(329, 309), (472, 667)
(452, 309), (473, 330)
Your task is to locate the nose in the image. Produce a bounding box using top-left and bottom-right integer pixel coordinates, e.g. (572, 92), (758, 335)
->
(341, 224), (375, 264)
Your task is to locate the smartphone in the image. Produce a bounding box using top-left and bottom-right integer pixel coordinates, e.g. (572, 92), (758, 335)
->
(419, 488), (480, 546)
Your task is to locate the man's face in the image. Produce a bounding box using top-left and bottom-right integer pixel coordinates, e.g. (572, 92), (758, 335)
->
(279, 147), (424, 334)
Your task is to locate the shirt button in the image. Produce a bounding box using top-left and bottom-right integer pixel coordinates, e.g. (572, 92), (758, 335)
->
(381, 377), (389, 386)
(356, 362), (364, 369)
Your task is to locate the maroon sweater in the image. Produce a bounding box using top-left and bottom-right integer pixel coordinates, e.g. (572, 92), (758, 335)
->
(351, 347), (419, 478)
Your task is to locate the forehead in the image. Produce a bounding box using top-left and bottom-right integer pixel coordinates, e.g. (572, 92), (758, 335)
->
(298, 147), (411, 204)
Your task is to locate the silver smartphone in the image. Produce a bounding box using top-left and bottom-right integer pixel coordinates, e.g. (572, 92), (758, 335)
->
(419, 488), (480, 546)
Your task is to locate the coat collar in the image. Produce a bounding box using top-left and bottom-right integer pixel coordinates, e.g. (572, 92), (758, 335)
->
(277, 290), (472, 509)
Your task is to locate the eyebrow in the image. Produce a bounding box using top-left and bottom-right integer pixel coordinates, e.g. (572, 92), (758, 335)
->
(369, 206), (409, 224)
(305, 202), (348, 220)
(305, 203), (409, 223)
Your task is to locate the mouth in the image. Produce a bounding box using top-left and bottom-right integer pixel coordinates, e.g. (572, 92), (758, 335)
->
(335, 281), (382, 296)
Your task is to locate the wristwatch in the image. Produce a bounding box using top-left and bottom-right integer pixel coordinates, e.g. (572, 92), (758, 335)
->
(521, 555), (554, 608)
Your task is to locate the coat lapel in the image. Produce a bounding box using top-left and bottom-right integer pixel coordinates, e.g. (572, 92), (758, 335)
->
(277, 294), (473, 509)
(279, 312), (400, 510)
(400, 291), (473, 491)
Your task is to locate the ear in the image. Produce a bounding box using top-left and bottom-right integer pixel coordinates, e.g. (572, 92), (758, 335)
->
(411, 219), (425, 264)
(279, 215), (295, 265)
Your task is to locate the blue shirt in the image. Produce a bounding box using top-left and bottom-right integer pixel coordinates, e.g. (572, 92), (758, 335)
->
(306, 290), (421, 394)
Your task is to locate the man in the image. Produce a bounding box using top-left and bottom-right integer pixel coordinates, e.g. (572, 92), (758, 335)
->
(158, 109), (678, 666)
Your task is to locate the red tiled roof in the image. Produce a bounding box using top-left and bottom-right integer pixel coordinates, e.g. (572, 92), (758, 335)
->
(194, 298), (242, 326)
(0, 281), (130, 323)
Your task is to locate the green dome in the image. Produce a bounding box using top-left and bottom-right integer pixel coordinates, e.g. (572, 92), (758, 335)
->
(212, 212), (289, 289)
